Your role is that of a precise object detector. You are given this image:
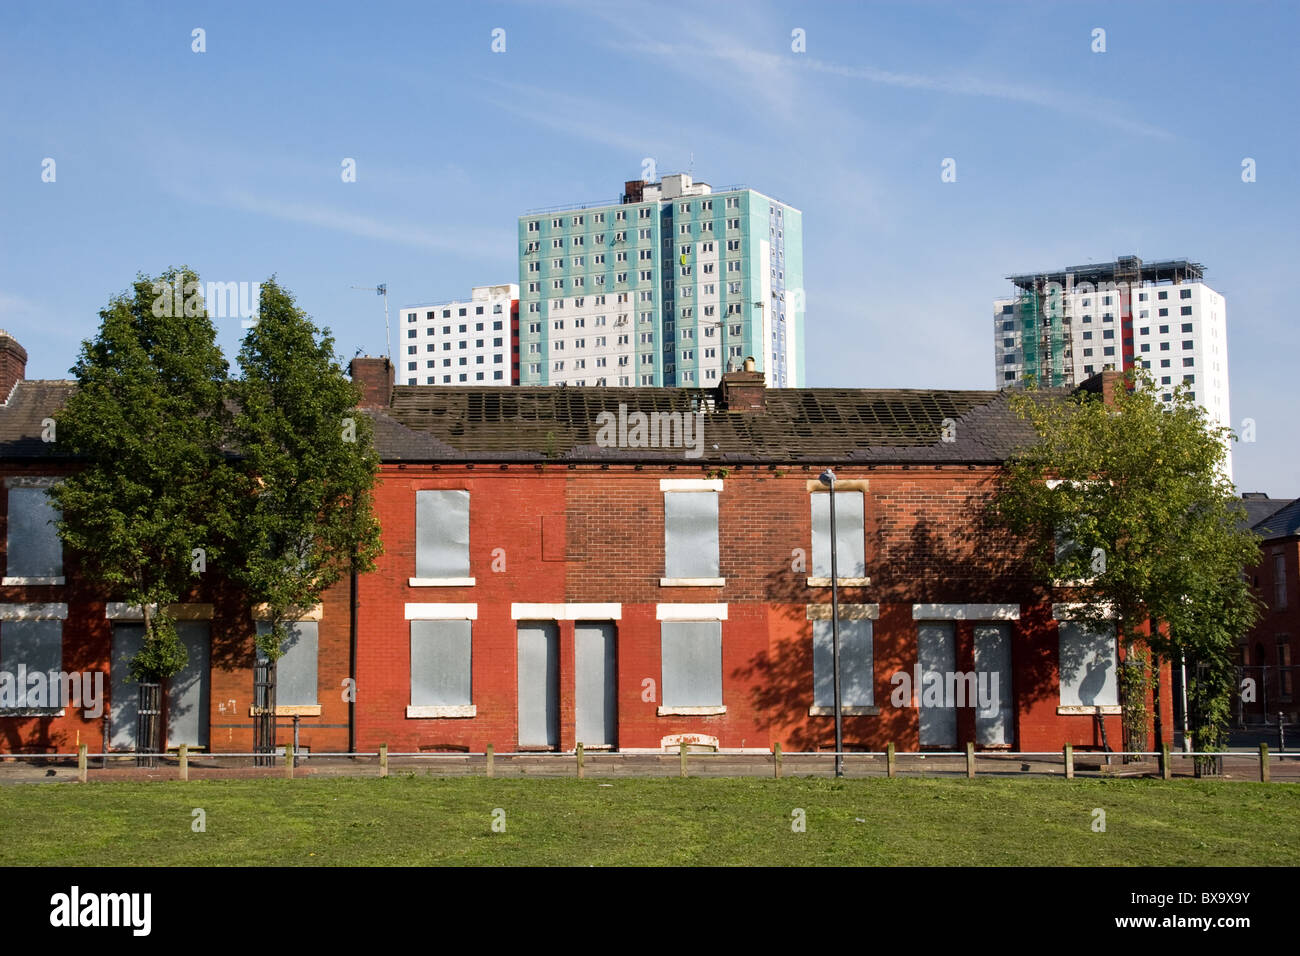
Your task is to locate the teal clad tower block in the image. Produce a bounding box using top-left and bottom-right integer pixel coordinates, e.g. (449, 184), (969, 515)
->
(518, 173), (804, 387)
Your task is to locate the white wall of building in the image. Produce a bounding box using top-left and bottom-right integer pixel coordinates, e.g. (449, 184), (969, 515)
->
(400, 283), (517, 386)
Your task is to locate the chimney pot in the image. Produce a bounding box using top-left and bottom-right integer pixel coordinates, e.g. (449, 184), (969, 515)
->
(718, 362), (766, 413)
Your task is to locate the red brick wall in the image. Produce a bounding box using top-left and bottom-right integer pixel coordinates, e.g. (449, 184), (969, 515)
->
(0, 462), (352, 756)
(351, 463), (1171, 754)
(0, 458), (1174, 756)
(353, 469), (568, 753)
(1244, 538), (1300, 721)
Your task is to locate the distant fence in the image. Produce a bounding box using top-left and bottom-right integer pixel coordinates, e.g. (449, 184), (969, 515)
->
(1, 742), (1296, 784)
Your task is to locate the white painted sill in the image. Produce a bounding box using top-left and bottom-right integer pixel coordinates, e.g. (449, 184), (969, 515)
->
(659, 577), (726, 587)
(1057, 704), (1122, 715)
(1052, 577), (1098, 588)
(657, 705), (726, 716)
(807, 577), (871, 588)
(1, 577), (65, 586)
(808, 705), (879, 717)
(0, 708), (65, 717)
(409, 577), (476, 587)
(406, 704), (476, 718)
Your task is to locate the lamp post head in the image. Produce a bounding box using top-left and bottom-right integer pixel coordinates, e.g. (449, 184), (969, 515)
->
(819, 468), (836, 488)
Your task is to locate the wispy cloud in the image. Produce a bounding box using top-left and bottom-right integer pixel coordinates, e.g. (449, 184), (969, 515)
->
(0, 292), (39, 322)
(473, 77), (664, 156)
(182, 189), (514, 260)
(594, 15), (1173, 141)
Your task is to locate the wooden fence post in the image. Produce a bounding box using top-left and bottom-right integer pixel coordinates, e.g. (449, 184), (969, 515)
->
(886, 742), (896, 778)
(1259, 743), (1270, 783)
(773, 742), (782, 779)
(77, 743), (87, 783)
(576, 742), (585, 779)
(965, 741), (976, 779)
(1064, 743), (1074, 780)
(1160, 743), (1171, 781)
(679, 741), (688, 778)
(285, 742), (295, 779)
(486, 743), (494, 778)
(179, 743), (189, 782)
(379, 743), (388, 778)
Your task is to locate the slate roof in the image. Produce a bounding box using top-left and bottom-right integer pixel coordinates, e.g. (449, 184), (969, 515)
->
(0, 380), (77, 459)
(367, 385), (1046, 464)
(0, 379), (1050, 466)
(1239, 495), (1295, 532)
(1253, 498), (1300, 541)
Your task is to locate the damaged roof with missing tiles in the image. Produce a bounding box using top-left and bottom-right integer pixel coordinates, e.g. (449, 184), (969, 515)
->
(0, 378), (1050, 465)
(367, 385), (1046, 464)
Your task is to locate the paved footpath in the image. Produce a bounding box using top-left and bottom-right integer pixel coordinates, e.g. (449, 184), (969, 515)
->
(1, 751), (1296, 784)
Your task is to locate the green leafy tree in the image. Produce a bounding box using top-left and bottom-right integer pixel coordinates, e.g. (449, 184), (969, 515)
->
(990, 371), (1260, 760)
(50, 267), (234, 702)
(228, 279), (382, 721)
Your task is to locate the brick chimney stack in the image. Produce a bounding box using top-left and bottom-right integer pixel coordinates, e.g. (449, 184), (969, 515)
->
(0, 331), (28, 402)
(349, 356), (394, 409)
(718, 356), (766, 412)
(1075, 368), (1125, 406)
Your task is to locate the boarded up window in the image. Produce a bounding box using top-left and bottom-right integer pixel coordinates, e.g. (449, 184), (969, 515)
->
(664, 492), (719, 578)
(918, 621), (957, 747)
(6, 487), (63, 578)
(661, 620), (722, 707)
(974, 623), (1013, 746)
(811, 491), (865, 578)
(1058, 622), (1117, 707)
(812, 618), (873, 707)
(0, 621), (62, 706)
(415, 490), (470, 578)
(111, 622), (209, 748)
(1054, 529), (1074, 565)
(410, 620), (472, 706)
(256, 621), (319, 706)
(518, 622), (559, 747)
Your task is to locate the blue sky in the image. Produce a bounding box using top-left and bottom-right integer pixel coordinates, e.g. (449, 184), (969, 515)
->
(1, 1), (1296, 493)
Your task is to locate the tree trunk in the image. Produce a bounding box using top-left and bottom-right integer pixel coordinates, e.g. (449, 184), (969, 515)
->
(1121, 634), (1151, 762)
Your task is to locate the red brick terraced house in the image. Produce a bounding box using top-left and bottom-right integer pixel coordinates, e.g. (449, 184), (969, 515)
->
(1239, 495), (1300, 726)
(0, 331), (1172, 757)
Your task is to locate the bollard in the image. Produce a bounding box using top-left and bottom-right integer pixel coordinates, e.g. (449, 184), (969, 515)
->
(773, 742), (782, 779)
(679, 741), (688, 778)
(1064, 744), (1074, 780)
(576, 742), (585, 779)
(1160, 743), (1171, 781)
(179, 743), (189, 782)
(1259, 743), (1270, 783)
(77, 743), (87, 784)
(965, 742), (975, 779)
(886, 742), (896, 778)
(379, 743), (388, 778)
(285, 742), (295, 779)
(486, 743), (494, 778)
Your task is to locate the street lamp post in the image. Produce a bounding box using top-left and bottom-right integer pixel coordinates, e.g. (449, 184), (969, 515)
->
(820, 468), (843, 777)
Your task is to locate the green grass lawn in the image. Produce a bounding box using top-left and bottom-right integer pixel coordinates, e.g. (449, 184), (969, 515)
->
(1, 775), (1296, 866)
